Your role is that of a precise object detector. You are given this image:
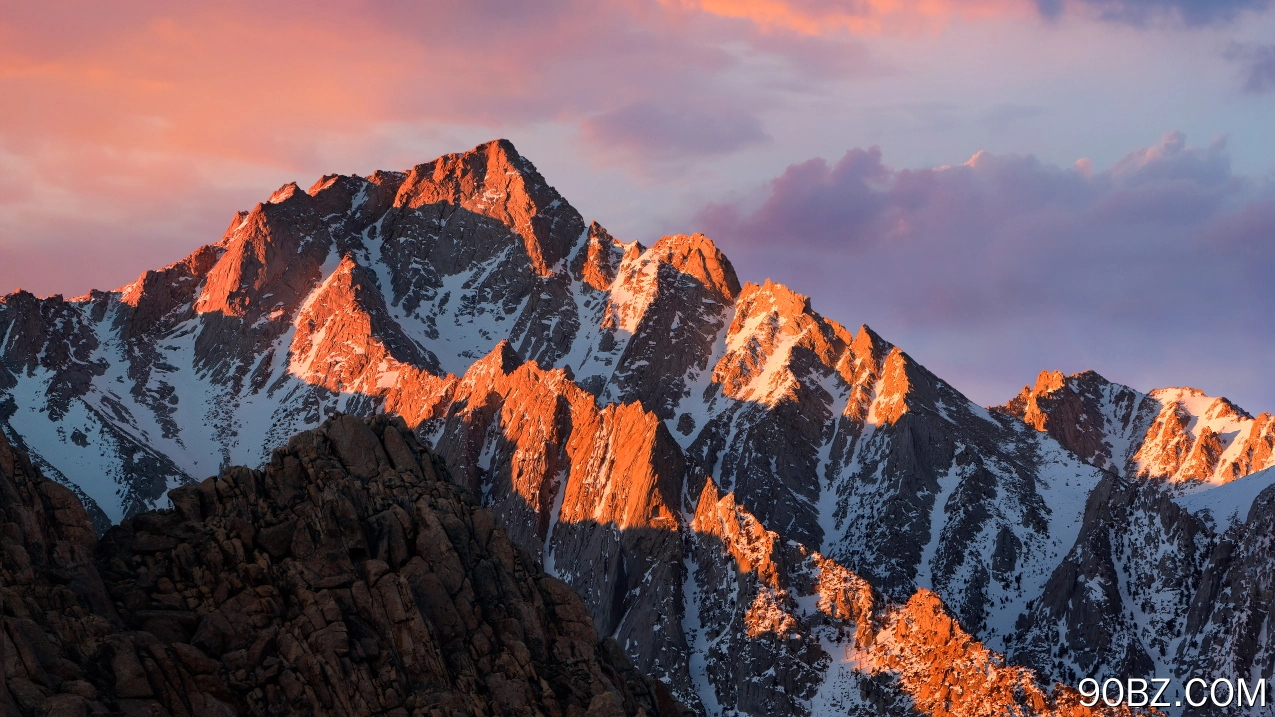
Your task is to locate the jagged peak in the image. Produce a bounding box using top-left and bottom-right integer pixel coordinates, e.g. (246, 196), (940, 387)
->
(267, 182), (304, 204)
(571, 221), (628, 291)
(644, 232), (741, 302)
(851, 323), (892, 362)
(0, 288), (40, 305)
(694, 474), (722, 512)
(397, 139), (535, 199)
(221, 210), (251, 244)
(393, 139), (580, 275)
(1070, 368), (1113, 383)
(306, 173), (350, 196)
(291, 253), (360, 322)
(288, 255), (445, 391)
(1205, 395), (1252, 421)
(1032, 369), (1066, 395)
(313, 252), (359, 286)
(867, 347), (950, 427)
(691, 477), (783, 587)
(1148, 386), (1254, 420)
(116, 244), (223, 314)
(469, 339), (525, 378)
(368, 168), (406, 183)
(736, 278), (811, 316)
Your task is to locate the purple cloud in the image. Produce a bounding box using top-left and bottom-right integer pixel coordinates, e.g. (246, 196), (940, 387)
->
(582, 99), (769, 157)
(1225, 43), (1275, 93)
(1038, 0), (1272, 25)
(695, 133), (1275, 410)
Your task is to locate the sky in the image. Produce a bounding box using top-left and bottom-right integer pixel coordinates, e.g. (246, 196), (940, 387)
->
(2, 0), (1274, 410)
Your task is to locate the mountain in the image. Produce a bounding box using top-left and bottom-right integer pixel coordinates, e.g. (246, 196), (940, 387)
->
(999, 369), (1275, 485)
(3, 138), (1272, 715)
(2, 413), (689, 717)
(997, 370), (1275, 698)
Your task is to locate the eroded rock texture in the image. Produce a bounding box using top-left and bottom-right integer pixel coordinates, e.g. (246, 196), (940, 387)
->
(3, 416), (688, 717)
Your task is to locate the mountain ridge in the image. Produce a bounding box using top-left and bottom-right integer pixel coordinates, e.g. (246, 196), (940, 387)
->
(5, 138), (1275, 716)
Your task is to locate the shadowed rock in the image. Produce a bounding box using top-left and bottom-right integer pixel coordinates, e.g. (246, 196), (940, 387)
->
(2, 416), (690, 717)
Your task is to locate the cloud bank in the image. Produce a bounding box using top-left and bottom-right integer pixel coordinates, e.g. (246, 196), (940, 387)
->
(696, 132), (1275, 408)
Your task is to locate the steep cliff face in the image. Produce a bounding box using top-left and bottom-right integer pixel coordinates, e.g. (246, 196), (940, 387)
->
(681, 478), (1128, 717)
(1000, 370), (1275, 708)
(3, 416), (689, 717)
(429, 342), (691, 703)
(1008, 464), (1275, 707)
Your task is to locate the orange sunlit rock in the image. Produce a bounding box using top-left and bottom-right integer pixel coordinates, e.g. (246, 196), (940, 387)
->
(1002, 370), (1275, 486)
(692, 481), (1140, 716)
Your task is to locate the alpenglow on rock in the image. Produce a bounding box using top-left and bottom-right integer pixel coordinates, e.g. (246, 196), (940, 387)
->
(4, 139), (1274, 716)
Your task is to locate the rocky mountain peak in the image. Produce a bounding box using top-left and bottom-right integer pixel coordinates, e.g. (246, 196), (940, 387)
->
(570, 221), (629, 291)
(288, 254), (442, 394)
(850, 323), (889, 356)
(114, 244), (223, 341)
(602, 233), (738, 336)
(712, 278), (845, 405)
(646, 233), (740, 304)
(461, 339), (527, 384)
(393, 139), (580, 276)
(871, 348), (917, 426)
(736, 279), (810, 316)
(266, 181), (303, 204)
(999, 370), (1275, 488)
(193, 188), (331, 320)
(691, 478), (784, 588)
(1032, 368), (1066, 394)
(997, 369), (1150, 471)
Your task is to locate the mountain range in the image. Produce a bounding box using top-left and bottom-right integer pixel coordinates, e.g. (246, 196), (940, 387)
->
(4, 139), (1274, 716)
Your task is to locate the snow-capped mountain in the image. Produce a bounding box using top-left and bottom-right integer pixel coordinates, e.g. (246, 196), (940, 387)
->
(999, 370), (1275, 709)
(3, 139), (1272, 716)
(1000, 369), (1275, 486)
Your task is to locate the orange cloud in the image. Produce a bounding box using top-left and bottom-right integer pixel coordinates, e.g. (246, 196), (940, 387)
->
(671, 0), (1030, 35)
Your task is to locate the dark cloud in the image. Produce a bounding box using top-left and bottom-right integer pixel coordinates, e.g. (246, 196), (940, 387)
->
(1225, 43), (1275, 93)
(695, 133), (1275, 409)
(1042, 0), (1272, 25)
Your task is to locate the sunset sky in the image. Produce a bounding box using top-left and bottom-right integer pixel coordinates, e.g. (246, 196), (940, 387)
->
(3, 0), (1275, 409)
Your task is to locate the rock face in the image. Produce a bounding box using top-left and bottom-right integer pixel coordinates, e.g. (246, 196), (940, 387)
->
(3, 416), (689, 717)
(999, 370), (1275, 486)
(5, 139), (1275, 716)
(999, 370), (1275, 710)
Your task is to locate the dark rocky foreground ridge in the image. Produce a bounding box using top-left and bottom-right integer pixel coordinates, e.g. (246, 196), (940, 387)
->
(2, 414), (689, 717)
(4, 411), (1134, 717)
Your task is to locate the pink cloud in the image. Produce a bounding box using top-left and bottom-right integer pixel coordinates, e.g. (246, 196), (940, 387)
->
(678, 0), (1271, 33)
(2, 0), (1272, 301)
(0, 0), (838, 295)
(673, 0), (1029, 35)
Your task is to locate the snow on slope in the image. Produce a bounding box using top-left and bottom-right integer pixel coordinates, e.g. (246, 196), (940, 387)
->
(1173, 464), (1275, 530)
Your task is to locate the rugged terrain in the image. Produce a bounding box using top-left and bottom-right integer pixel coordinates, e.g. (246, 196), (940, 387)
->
(4, 139), (1274, 715)
(3, 413), (688, 716)
(998, 371), (1275, 701)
